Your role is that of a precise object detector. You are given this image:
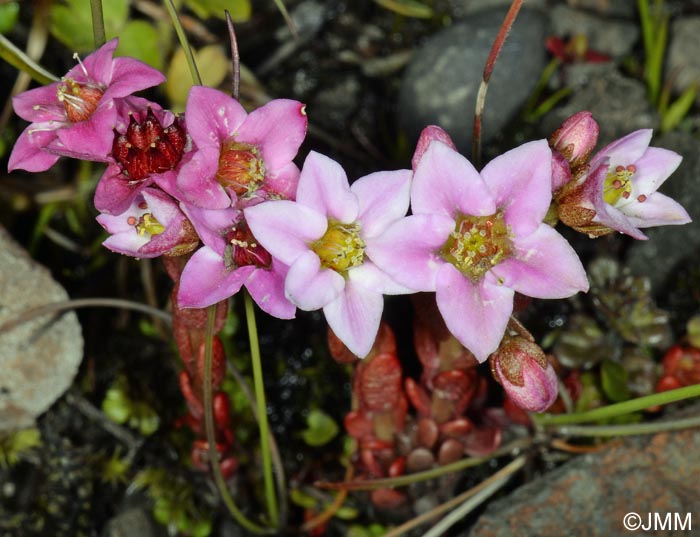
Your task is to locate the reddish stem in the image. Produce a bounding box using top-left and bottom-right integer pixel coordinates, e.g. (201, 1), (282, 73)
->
(225, 10), (240, 101)
(472, 0), (524, 168)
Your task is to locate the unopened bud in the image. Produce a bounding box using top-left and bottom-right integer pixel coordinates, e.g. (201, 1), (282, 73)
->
(550, 111), (599, 168)
(489, 336), (558, 412)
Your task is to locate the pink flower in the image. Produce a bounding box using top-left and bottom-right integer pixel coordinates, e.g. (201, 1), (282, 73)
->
(176, 86), (307, 210)
(244, 151), (412, 357)
(489, 336), (558, 412)
(94, 98), (190, 215)
(177, 205), (295, 319)
(97, 187), (198, 258)
(584, 130), (691, 239)
(550, 111), (599, 169)
(8, 38), (165, 172)
(368, 128), (589, 362)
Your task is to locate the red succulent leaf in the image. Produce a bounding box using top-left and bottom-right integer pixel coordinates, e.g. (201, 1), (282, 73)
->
(439, 417), (473, 439)
(405, 377), (432, 416)
(437, 438), (464, 466)
(359, 352), (403, 411)
(462, 426), (502, 457)
(344, 411), (373, 440)
(371, 488), (406, 510)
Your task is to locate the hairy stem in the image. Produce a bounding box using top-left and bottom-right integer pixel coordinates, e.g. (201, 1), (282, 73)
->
(225, 11), (241, 101)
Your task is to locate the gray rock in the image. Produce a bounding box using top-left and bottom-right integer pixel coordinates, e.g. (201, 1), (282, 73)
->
(101, 508), (157, 537)
(667, 17), (700, 93)
(627, 130), (700, 291)
(561, 0), (637, 18)
(470, 405), (700, 536)
(447, 0), (546, 18)
(311, 74), (361, 127)
(399, 8), (549, 153)
(540, 67), (658, 145)
(0, 227), (83, 431)
(549, 4), (639, 58)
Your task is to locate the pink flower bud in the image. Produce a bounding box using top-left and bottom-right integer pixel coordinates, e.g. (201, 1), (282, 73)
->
(489, 337), (558, 412)
(550, 111), (599, 167)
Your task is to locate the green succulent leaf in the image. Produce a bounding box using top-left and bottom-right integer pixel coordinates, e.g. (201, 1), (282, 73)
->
(184, 0), (251, 21)
(116, 20), (164, 71)
(373, 0), (433, 18)
(601, 360), (631, 403)
(301, 409), (339, 447)
(50, 0), (129, 52)
(0, 2), (19, 35)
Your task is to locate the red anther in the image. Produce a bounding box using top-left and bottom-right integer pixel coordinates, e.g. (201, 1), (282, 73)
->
(179, 370), (203, 419)
(627, 164), (636, 173)
(388, 456), (406, 478)
(220, 457), (238, 479)
(615, 165), (625, 173)
(213, 391), (231, 429)
(612, 179), (622, 189)
(637, 194), (647, 202)
(126, 216), (137, 226)
(143, 107), (164, 144)
(622, 191), (630, 199)
(196, 336), (226, 390)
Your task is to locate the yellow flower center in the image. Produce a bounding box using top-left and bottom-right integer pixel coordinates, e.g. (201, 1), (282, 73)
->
(216, 140), (265, 196)
(131, 213), (165, 237)
(440, 211), (513, 282)
(312, 219), (365, 274)
(603, 164), (635, 206)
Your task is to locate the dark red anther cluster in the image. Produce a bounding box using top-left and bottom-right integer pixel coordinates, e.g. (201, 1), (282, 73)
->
(225, 223), (272, 268)
(112, 108), (186, 180)
(656, 345), (700, 392)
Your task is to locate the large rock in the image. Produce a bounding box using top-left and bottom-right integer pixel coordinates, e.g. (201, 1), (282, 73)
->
(627, 130), (700, 291)
(470, 407), (700, 536)
(0, 227), (83, 431)
(667, 17), (700, 93)
(399, 8), (548, 153)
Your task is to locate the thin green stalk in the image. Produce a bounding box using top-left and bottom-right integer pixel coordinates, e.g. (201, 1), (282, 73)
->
(203, 306), (272, 535)
(244, 291), (279, 527)
(316, 437), (532, 491)
(163, 0), (202, 85)
(552, 415), (700, 437)
(0, 33), (57, 84)
(90, 0), (106, 48)
(533, 384), (700, 427)
(384, 455), (527, 537)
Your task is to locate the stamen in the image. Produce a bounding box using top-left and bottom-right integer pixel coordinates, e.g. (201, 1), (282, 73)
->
(312, 220), (365, 273)
(72, 52), (90, 79)
(637, 194), (647, 203)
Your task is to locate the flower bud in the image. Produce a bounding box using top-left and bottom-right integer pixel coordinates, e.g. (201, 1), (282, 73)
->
(550, 111), (599, 168)
(489, 336), (558, 412)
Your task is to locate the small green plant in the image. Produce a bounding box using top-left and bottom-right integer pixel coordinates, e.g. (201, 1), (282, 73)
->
(101, 375), (160, 436)
(0, 428), (41, 468)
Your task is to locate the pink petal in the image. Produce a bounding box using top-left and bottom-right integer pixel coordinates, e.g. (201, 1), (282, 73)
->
(285, 250), (345, 310)
(435, 264), (514, 363)
(77, 38), (119, 84)
(347, 261), (414, 295)
(185, 86), (247, 147)
(55, 104), (117, 161)
(630, 147), (682, 195)
(590, 129), (652, 170)
(480, 140), (552, 236)
(8, 126), (60, 172)
(623, 192), (691, 228)
(296, 151), (359, 223)
(365, 214), (454, 292)
(236, 99), (307, 170)
(412, 125), (457, 171)
(352, 169), (411, 238)
(177, 147), (231, 209)
(105, 56), (166, 98)
(412, 141), (496, 218)
(94, 165), (152, 214)
(244, 200), (327, 265)
(12, 84), (64, 122)
(323, 281), (384, 358)
(178, 247), (255, 308)
(101, 231), (151, 257)
(261, 161), (300, 200)
(491, 224), (589, 299)
(245, 263), (296, 319)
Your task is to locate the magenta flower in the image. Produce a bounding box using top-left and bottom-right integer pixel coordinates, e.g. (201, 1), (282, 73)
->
(176, 86), (307, 210)
(368, 130), (589, 362)
(244, 151), (412, 357)
(177, 205), (295, 319)
(94, 97), (190, 215)
(8, 38), (165, 172)
(583, 129), (691, 239)
(97, 187), (198, 258)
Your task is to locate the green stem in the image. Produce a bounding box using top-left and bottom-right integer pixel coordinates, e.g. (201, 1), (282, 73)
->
(316, 437), (532, 491)
(533, 384), (700, 427)
(203, 307), (272, 535)
(90, 0), (106, 48)
(244, 291), (279, 527)
(551, 415), (700, 437)
(163, 0), (202, 85)
(0, 33), (57, 85)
